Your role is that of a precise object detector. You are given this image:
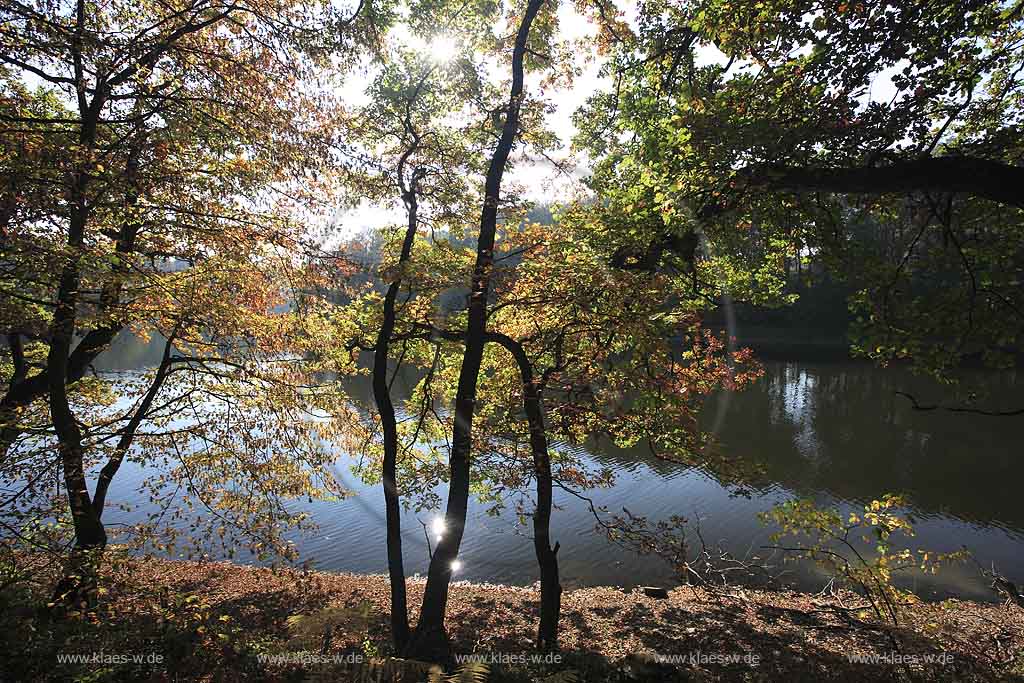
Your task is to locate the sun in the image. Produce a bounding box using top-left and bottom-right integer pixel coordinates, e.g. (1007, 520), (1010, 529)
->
(428, 35), (459, 63)
(390, 24), (461, 63)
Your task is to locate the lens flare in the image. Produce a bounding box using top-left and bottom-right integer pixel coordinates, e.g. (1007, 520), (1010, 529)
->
(431, 517), (445, 538)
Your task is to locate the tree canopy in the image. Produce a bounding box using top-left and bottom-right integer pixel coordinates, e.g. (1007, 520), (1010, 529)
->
(577, 0), (1024, 389)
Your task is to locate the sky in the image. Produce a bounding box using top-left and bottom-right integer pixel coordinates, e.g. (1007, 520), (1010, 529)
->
(331, 1), (615, 237)
(333, 0), (904, 239)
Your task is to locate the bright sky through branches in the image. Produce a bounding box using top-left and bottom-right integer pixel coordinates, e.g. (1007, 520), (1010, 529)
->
(331, 0), (902, 240)
(397, 28), (461, 63)
(427, 35), (460, 63)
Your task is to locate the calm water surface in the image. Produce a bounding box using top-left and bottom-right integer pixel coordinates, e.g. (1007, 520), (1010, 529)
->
(98, 336), (1023, 601)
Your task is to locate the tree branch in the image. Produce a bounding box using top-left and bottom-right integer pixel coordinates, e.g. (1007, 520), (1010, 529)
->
(727, 156), (1024, 211)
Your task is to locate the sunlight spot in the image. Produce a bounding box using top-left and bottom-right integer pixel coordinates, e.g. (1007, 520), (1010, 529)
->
(431, 517), (445, 539)
(389, 25), (458, 62)
(428, 35), (459, 63)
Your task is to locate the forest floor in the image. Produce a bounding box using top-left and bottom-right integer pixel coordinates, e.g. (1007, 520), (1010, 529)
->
(1, 556), (1023, 682)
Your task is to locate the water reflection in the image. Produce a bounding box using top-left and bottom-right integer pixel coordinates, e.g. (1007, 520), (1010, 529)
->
(710, 362), (1023, 531)
(94, 334), (1023, 601)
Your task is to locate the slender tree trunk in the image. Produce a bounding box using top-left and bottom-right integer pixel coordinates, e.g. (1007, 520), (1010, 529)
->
(0, 337), (28, 458)
(49, 135), (105, 610)
(524, 375), (560, 652)
(0, 139), (142, 464)
(92, 334), (174, 514)
(489, 333), (561, 650)
(49, 14), (107, 606)
(2, 112), (141, 465)
(404, 0), (547, 661)
(51, 329), (172, 611)
(373, 182), (420, 652)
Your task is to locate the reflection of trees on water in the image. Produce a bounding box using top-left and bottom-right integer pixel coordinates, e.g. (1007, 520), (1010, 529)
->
(686, 362), (1020, 532)
(93, 330), (172, 371)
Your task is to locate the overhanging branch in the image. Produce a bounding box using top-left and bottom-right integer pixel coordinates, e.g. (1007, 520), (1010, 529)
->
(721, 156), (1024, 212)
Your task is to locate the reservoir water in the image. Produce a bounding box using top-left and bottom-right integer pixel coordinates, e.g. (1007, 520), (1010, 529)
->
(95, 334), (1023, 601)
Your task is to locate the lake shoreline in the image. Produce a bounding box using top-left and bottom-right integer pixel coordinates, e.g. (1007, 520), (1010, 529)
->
(7, 556), (1023, 681)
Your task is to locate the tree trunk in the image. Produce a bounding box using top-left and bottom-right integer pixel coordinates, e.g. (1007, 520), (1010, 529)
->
(0, 132), (141, 463)
(372, 180), (420, 652)
(48, 161), (106, 610)
(48, 30), (106, 609)
(52, 326), (172, 612)
(403, 0), (547, 662)
(489, 333), (561, 650)
(526, 386), (561, 652)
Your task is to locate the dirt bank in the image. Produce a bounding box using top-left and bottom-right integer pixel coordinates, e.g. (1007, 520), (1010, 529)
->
(2, 557), (1022, 681)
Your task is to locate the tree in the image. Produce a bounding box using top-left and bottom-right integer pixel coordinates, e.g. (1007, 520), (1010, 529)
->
(576, 0), (1024, 397)
(327, 198), (762, 653)
(317, 1), (765, 656)
(0, 0), (387, 607)
(400, 0), (551, 660)
(338, 44), (488, 651)
(472, 212), (763, 648)
(307, 0), (585, 657)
